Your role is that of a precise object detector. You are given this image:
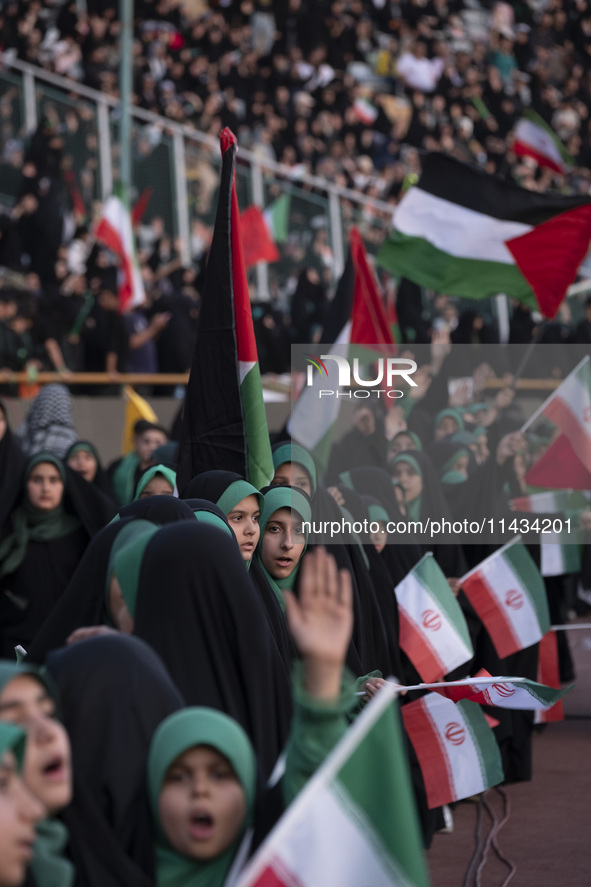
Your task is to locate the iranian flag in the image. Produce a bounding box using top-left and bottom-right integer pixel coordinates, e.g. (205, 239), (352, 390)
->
(377, 153), (591, 318)
(402, 694), (503, 809)
(177, 129), (273, 494)
(354, 97), (378, 126)
(235, 683), (430, 887)
(509, 490), (585, 513)
(524, 356), (591, 473)
(240, 195), (290, 268)
(514, 109), (573, 175)
(95, 189), (145, 312)
(460, 539), (551, 659)
(534, 632), (566, 724)
(289, 227), (396, 472)
(410, 670), (572, 711)
(395, 553), (473, 682)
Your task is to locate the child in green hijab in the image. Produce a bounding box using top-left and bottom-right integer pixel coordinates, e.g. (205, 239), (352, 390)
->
(0, 721), (44, 887)
(148, 546), (355, 887)
(257, 487), (311, 610)
(271, 443), (317, 499)
(134, 464), (177, 500)
(0, 662), (74, 887)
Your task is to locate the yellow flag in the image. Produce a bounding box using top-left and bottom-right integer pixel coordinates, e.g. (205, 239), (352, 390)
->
(122, 385), (158, 455)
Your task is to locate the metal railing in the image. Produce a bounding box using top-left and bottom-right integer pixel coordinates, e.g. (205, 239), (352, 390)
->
(0, 54), (395, 299)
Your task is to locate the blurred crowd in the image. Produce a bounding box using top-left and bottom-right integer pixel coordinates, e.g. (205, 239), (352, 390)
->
(1, 0), (591, 381)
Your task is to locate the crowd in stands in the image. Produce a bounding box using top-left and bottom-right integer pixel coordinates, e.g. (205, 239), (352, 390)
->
(1, 0), (591, 381)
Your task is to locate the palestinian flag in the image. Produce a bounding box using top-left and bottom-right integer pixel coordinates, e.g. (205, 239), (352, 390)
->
(395, 553), (473, 682)
(402, 694), (503, 809)
(416, 670), (572, 711)
(177, 129), (274, 494)
(534, 631), (566, 724)
(288, 227), (396, 473)
(95, 188), (145, 312)
(377, 153), (591, 319)
(235, 683), (430, 887)
(530, 357), (591, 473)
(525, 434), (591, 491)
(460, 539), (551, 659)
(514, 109), (573, 175)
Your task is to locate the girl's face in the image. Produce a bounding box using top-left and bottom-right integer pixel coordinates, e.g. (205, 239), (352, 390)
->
(388, 433), (414, 458)
(108, 576), (134, 633)
(67, 449), (97, 483)
(0, 676), (72, 816)
(370, 521), (387, 554)
(140, 475), (174, 498)
(26, 463), (64, 511)
(271, 462), (313, 497)
(159, 745), (246, 861)
(450, 454), (469, 477)
(392, 462), (422, 503)
(0, 749), (43, 887)
(261, 508), (306, 580)
(435, 416), (459, 440)
(226, 495), (260, 563)
(0, 410), (6, 443)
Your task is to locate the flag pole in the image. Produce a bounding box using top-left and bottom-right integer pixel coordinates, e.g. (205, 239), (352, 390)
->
(521, 354), (590, 433)
(119, 0), (133, 192)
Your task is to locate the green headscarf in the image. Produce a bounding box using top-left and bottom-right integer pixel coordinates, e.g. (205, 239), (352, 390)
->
(215, 480), (263, 517)
(390, 430), (423, 452)
(0, 720), (26, 766)
(0, 454), (81, 580)
(271, 443), (318, 496)
(148, 707), (256, 887)
(112, 451), (141, 505)
(367, 503), (389, 525)
(192, 509), (232, 538)
(450, 430), (477, 447)
(105, 520), (159, 619)
(434, 408), (464, 436)
(0, 662), (74, 887)
(134, 465), (177, 501)
(466, 402), (489, 416)
(440, 447), (470, 477)
(65, 441), (99, 461)
(257, 487), (311, 608)
(389, 453), (423, 521)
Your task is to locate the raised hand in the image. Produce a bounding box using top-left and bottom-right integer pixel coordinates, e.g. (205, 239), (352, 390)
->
(284, 547), (353, 700)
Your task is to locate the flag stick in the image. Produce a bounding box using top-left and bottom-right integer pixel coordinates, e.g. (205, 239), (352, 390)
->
(550, 623), (591, 631)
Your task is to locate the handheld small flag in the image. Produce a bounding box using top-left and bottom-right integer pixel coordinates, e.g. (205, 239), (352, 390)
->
(514, 109), (573, 174)
(402, 693), (504, 809)
(235, 683), (430, 887)
(460, 539), (551, 660)
(395, 553), (474, 682)
(535, 632), (566, 724)
(95, 189), (146, 312)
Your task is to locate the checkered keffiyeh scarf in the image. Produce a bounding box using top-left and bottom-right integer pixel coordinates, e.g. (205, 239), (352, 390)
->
(18, 384), (78, 460)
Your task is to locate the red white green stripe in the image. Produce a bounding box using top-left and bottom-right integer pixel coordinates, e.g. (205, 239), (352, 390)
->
(514, 109), (573, 174)
(402, 694), (503, 809)
(509, 490), (586, 513)
(395, 553), (473, 682)
(534, 632), (566, 724)
(460, 538), (550, 659)
(95, 190), (145, 312)
(263, 194), (290, 243)
(236, 683), (429, 887)
(533, 357), (591, 474)
(354, 97), (378, 125)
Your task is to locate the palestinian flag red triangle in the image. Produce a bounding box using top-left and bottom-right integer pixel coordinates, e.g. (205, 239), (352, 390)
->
(525, 433), (591, 490)
(506, 204), (591, 319)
